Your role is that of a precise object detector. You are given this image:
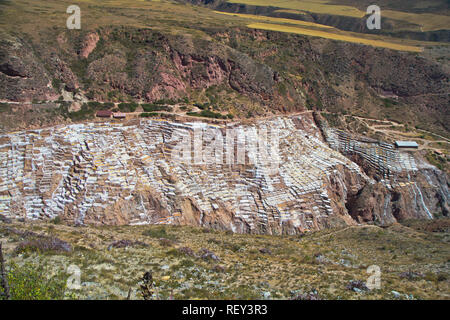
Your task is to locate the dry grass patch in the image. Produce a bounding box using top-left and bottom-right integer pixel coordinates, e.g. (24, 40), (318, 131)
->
(247, 22), (424, 52)
(227, 0), (365, 18)
(214, 11), (334, 29)
(1, 219), (448, 299)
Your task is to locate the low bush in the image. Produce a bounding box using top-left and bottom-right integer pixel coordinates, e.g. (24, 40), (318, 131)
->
(187, 110), (226, 119)
(14, 236), (72, 254)
(118, 102), (138, 112)
(142, 227), (177, 241)
(141, 104), (172, 112)
(1, 260), (67, 300)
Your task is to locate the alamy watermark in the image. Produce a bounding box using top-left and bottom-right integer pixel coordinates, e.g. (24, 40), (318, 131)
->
(65, 4), (380, 31)
(366, 265), (381, 290)
(170, 125), (281, 171)
(67, 5), (81, 30)
(66, 264), (81, 290)
(366, 5), (381, 30)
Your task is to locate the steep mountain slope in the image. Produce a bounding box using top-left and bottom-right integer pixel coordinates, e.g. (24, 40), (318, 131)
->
(0, 25), (448, 136)
(0, 114), (447, 233)
(0, 0), (449, 137)
(0, 0), (448, 233)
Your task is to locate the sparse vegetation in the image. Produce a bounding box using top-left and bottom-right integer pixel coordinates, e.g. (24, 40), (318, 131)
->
(0, 219), (448, 300)
(1, 259), (67, 300)
(118, 102), (138, 113)
(425, 151), (448, 172)
(247, 23), (423, 52)
(187, 110), (228, 119)
(141, 104), (172, 113)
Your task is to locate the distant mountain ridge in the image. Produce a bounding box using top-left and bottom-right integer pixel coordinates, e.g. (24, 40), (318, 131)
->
(179, 0), (450, 42)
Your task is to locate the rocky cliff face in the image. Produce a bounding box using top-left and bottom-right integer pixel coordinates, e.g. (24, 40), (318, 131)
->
(0, 114), (447, 234)
(0, 28), (288, 112)
(323, 122), (449, 225)
(0, 35), (57, 102)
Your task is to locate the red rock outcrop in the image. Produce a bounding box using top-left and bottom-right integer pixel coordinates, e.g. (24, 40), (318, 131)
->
(79, 32), (100, 59)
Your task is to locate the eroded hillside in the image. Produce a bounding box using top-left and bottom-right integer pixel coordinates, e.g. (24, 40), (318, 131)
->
(0, 0), (448, 233)
(0, 0), (449, 137)
(0, 114), (447, 233)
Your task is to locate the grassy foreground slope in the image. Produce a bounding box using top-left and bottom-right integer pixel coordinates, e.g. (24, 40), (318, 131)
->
(0, 219), (449, 299)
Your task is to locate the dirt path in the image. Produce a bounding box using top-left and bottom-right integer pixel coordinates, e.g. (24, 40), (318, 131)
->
(342, 114), (449, 153)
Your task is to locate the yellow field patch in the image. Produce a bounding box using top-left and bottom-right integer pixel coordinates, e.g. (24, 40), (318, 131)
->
(227, 0), (365, 18)
(227, 0), (450, 31)
(383, 10), (450, 32)
(273, 9), (307, 15)
(247, 22), (423, 52)
(214, 11), (334, 29)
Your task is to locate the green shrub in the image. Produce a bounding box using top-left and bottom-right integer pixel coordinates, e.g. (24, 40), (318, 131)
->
(187, 110), (225, 119)
(87, 101), (103, 109)
(118, 102), (138, 112)
(193, 102), (210, 110)
(383, 98), (398, 108)
(68, 103), (94, 121)
(1, 260), (67, 300)
(178, 259), (195, 268)
(68, 100), (115, 121)
(50, 216), (62, 225)
(141, 104), (172, 112)
(155, 99), (176, 105)
(52, 78), (62, 90)
(102, 102), (115, 109)
(142, 227), (177, 241)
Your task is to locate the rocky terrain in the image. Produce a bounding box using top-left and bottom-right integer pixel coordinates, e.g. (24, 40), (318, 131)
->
(0, 0), (448, 301)
(0, 217), (449, 299)
(0, 0), (448, 232)
(0, 1), (449, 136)
(0, 113), (447, 234)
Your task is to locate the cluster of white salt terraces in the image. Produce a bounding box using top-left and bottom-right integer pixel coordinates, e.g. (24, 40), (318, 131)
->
(325, 128), (422, 182)
(0, 114), (434, 233)
(324, 127), (450, 222)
